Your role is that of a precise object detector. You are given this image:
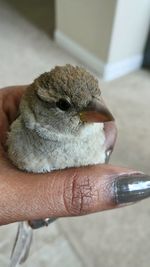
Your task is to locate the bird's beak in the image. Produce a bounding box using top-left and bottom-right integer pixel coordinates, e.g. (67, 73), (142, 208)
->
(79, 98), (114, 123)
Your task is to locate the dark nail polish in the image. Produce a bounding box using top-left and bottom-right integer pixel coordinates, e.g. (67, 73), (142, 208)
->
(29, 218), (56, 229)
(114, 174), (150, 204)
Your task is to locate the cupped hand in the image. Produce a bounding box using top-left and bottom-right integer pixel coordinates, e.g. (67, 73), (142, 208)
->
(0, 86), (149, 226)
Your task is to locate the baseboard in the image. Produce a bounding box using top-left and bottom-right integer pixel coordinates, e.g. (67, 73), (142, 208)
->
(104, 54), (144, 81)
(54, 30), (143, 81)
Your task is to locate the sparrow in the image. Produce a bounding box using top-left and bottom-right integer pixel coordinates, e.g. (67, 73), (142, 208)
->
(7, 64), (114, 266)
(7, 64), (114, 173)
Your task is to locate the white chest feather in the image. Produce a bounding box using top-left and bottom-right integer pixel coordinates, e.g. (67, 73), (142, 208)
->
(8, 119), (106, 173)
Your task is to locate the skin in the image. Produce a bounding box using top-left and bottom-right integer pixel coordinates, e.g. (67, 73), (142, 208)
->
(0, 85), (136, 226)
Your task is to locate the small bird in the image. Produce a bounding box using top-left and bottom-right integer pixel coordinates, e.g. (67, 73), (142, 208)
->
(7, 64), (114, 266)
(7, 64), (114, 172)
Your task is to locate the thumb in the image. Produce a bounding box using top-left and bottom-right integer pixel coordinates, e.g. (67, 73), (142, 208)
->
(0, 163), (150, 225)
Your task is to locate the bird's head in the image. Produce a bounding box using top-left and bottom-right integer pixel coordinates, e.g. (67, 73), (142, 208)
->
(31, 64), (114, 134)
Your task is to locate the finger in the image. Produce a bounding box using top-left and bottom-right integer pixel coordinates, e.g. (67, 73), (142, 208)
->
(0, 113), (9, 148)
(0, 86), (27, 147)
(1, 85), (26, 98)
(3, 97), (18, 124)
(2, 85), (26, 124)
(104, 121), (117, 152)
(0, 164), (150, 225)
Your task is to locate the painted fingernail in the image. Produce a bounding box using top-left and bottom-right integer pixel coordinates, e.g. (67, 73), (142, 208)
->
(29, 218), (56, 229)
(114, 174), (150, 204)
(105, 149), (112, 163)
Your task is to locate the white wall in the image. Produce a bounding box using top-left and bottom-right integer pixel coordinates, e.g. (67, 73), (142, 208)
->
(108, 0), (150, 63)
(55, 0), (150, 80)
(55, 0), (117, 62)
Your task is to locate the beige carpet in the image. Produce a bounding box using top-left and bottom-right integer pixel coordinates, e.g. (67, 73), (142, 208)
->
(0, 1), (150, 266)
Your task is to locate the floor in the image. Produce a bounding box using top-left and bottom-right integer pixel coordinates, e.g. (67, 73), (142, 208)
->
(0, 1), (150, 266)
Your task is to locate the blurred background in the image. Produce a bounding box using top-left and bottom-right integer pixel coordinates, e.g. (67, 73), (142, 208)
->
(0, 0), (150, 266)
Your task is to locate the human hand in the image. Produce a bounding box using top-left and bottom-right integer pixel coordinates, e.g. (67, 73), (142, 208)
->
(0, 86), (149, 225)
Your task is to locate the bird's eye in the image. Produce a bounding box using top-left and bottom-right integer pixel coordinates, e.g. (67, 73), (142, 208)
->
(56, 99), (71, 111)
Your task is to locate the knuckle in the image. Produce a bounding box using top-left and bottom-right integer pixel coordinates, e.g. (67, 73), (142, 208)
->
(63, 173), (98, 216)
